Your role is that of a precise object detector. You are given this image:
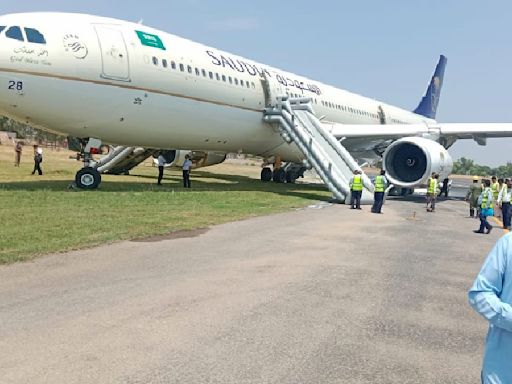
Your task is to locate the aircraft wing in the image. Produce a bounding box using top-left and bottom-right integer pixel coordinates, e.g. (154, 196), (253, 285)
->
(326, 123), (512, 144)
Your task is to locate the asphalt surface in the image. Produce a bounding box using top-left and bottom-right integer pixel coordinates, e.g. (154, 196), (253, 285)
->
(0, 196), (502, 384)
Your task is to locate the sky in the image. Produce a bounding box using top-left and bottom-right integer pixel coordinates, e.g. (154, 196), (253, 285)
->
(1, 1), (511, 166)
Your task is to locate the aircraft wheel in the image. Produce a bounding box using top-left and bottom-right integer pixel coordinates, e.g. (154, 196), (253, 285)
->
(273, 168), (286, 183)
(261, 167), (273, 182)
(285, 170), (297, 184)
(75, 167), (101, 190)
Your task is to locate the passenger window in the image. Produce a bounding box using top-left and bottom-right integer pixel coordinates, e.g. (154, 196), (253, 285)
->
(246, 82), (250, 88)
(195, 68), (200, 76)
(152, 56), (158, 66)
(171, 61), (176, 70)
(216, 73), (220, 81)
(209, 71), (213, 79)
(234, 78), (238, 85)
(251, 82), (255, 89)
(228, 76), (232, 84)
(162, 59), (168, 68)
(24, 28), (46, 44)
(222, 75), (226, 82)
(179, 63), (184, 72)
(6, 26), (24, 41)
(201, 69), (206, 77)
(0, 26), (6, 34)
(187, 65), (192, 74)
(240, 80), (244, 87)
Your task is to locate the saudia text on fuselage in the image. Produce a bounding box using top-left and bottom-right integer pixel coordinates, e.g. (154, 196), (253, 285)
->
(205, 50), (322, 95)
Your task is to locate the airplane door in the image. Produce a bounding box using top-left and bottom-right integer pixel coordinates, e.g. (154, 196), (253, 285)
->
(94, 25), (130, 82)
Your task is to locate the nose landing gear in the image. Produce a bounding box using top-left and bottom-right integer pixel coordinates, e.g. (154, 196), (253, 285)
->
(75, 167), (102, 189)
(71, 137), (103, 190)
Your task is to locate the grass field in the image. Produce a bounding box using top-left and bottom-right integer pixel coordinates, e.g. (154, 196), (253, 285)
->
(0, 144), (330, 264)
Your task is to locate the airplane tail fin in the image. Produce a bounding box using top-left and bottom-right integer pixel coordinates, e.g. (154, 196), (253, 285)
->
(413, 55), (447, 119)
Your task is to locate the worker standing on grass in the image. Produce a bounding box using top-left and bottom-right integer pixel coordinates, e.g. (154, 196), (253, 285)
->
(498, 179), (512, 230)
(474, 180), (494, 234)
(426, 173), (439, 212)
(468, 233), (512, 384)
(371, 170), (388, 214)
(466, 176), (483, 218)
(182, 154), (192, 188)
(31, 145), (43, 175)
(14, 141), (22, 166)
(157, 152), (166, 185)
(349, 169), (363, 210)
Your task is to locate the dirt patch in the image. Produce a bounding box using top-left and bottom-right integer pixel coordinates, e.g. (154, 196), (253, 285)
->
(132, 228), (209, 243)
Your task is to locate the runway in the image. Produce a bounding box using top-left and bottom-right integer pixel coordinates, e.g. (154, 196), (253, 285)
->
(0, 197), (502, 383)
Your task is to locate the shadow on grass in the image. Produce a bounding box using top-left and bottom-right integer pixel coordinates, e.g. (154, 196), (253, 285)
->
(0, 170), (330, 202)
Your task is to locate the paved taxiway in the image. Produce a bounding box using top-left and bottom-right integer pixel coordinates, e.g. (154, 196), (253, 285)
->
(0, 196), (502, 383)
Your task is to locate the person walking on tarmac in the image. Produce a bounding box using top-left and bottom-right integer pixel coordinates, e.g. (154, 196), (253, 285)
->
(474, 179), (494, 234)
(371, 170), (388, 214)
(426, 173), (439, 212)
(498, 178), (512, 230)
(349, 170), (363, 210)
(466, 176), (483, 218)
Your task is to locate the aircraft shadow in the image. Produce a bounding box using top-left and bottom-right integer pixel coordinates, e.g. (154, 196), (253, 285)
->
(0, 170), (330, 202)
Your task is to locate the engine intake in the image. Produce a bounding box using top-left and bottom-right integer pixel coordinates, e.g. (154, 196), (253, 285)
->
(383, 137), (453, 187)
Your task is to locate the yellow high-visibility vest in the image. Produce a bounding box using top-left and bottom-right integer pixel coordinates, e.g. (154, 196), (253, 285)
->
(428, 178), (438, 194)
(352, 175), (363, 191)
(374, 175), (385, 192)
(481, 187), (494, 209)
(491, 182), (500, 199)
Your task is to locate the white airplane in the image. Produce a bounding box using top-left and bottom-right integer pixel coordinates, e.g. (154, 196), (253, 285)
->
(1, 12), (511, 192)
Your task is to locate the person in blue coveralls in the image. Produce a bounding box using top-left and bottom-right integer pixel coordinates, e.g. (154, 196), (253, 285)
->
(468, 233), (512, 384)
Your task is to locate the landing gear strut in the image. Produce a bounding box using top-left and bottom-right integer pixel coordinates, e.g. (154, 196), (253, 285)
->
(73, 138), (103, 190)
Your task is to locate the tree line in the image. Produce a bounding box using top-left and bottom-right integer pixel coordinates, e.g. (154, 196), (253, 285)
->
(452, 157), (512, 178)
(0, 116), (64, 143)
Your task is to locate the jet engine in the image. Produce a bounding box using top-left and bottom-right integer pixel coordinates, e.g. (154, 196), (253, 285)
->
(383, 137), (453, 187)
(159, 150), (227, 168)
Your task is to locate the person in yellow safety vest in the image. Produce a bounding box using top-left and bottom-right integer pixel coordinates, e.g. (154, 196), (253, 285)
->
(426, 173), (440, 212)
(493, 177), (504, 218)
(371, 170), (388, 214)
(349, 169), (364, 210)
(475, 179), (494, 234)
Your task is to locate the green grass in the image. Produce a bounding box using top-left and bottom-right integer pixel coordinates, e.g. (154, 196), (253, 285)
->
(0, 148), (329, 263)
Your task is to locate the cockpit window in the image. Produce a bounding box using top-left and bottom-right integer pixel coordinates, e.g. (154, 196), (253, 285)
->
(24, 28), (46, 44)
(0, 26), (6, 34)
(5, 26), (23, 41)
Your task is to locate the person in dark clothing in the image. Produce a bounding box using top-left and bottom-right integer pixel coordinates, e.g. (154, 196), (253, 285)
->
(439, 177), (449, 198)
(31, 145), (43, 175)
(157, 152), (165, 185)
(182, 154), (192, 188)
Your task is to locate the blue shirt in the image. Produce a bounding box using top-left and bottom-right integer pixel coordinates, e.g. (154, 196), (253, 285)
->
(468, 233), (512, 384)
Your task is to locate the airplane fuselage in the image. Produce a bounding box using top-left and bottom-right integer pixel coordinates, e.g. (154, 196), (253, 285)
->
(0, 12), (433, 163)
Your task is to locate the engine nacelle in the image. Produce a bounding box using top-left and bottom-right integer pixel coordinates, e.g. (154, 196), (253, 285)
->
(158, 150), (227, 169)
(383, 137), (453, 187)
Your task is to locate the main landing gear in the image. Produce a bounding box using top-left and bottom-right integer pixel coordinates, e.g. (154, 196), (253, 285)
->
(72, 138), (103, 190)
(260, 159), (306, 184)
